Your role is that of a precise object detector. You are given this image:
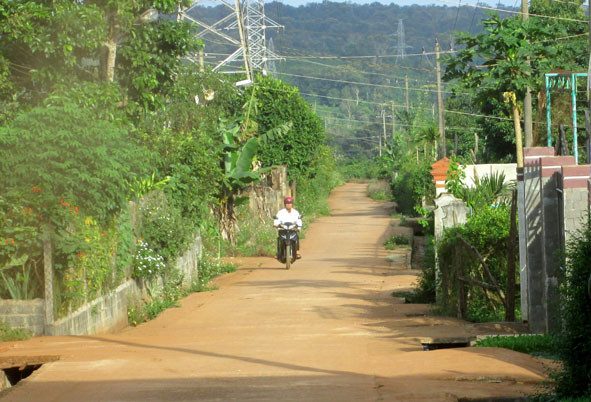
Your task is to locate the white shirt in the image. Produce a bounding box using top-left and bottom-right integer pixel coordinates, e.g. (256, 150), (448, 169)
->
(274, 208), (302, 229)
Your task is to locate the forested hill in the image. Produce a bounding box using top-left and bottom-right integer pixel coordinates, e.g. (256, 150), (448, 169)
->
(264, 1), (491, 56)
(193, 2), (503, 59)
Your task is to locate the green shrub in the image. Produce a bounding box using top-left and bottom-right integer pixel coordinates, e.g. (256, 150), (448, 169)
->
(437, 205), (515, 322)
(474, 334), (557, 358)
(127, 269), (185, 326)
(337, 157), (380, 180)
(391, 159), (434, 216)
(417, 234), (437, 302)
(0, 320), (30, 342)
(136, 191), (194, 264)
(228, 204), (276, 257)
(0, 103), (145, 222)
(192, 255), (237, 292)
(367, 180), (392, 201)
(384, 235), (410, 249)
(553, 217), (591, 398)
(296, 146), (344, 220)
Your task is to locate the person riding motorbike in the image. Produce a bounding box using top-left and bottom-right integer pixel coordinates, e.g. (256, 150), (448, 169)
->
(273, 197), (302, 259)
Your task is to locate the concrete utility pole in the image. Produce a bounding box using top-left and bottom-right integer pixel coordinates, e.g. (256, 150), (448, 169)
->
(435, 40), (446, 158)
(523, 0), (533, 146)
(405, 74), (410, 112)
(391, 102), (396, 139)
(382, 108), (388, 146)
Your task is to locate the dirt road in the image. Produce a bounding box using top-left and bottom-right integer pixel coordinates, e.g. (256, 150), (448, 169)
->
(0, 183), (549, 401)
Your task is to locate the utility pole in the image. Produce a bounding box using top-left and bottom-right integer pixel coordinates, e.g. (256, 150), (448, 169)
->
(382, 108), (388, 146)
(523, 0), (533, 146)
(435, 39), (446, 158)
(391, 102), (396, 140)
(405, 74), (410, 112)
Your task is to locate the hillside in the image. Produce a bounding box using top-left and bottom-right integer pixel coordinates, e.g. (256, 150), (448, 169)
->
(191, 1), (513, 158)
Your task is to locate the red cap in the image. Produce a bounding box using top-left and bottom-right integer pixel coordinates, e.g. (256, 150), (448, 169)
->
(284, 197), (294, 204)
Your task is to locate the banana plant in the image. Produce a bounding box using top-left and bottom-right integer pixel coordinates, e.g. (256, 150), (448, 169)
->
(219, 117), (292, 202)
(216, 116), (292, 242)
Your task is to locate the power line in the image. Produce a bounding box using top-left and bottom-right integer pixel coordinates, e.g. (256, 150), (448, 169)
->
(274, 71), (460, 95)
(286, 58), (437, 85)
(321, 113), (483, 131)
(282, 49), (457, 60)
(258, 84), (514, 122)
(434, 0), (588, 23)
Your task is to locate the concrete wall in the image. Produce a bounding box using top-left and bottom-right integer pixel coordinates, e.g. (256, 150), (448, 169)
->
(0, 299), (44, 336)
(2, 235), (203, 337)
(50, 280), (139, 336)
(245, 166), (293, 222)
(519, 147), (591, 334)
(463, 163), (517, 188)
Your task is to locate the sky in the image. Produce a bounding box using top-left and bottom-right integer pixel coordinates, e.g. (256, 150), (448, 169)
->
(198, 0), (517, 8)
(266, 0), (516, 8)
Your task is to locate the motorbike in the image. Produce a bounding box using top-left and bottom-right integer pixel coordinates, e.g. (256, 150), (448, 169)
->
(276, 221), (298, 269)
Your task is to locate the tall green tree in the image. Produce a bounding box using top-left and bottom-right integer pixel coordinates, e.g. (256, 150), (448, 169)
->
(444, 14), (556, 165)
(251, 75), (326, 180)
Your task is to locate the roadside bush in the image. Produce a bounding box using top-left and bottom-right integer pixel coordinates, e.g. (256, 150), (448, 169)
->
(0, 320), (30, 342)
(252, 75), (326, 181)
(384, 235), (410, 249)
(367, 180), (392, 201)
(553, 216), (591, 398)
(296, 146), (344, 220)
(437, 205), (516, 322)
(228, 204), (277, 257)
(391, 159), (434, 216)
(337, 157), (380, 180)
(474, 334), (557, 358)
(136, 191), (195, 264)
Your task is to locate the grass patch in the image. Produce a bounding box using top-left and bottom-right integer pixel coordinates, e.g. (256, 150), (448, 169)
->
(367, 179), (392, 201)
(384, 235), (410, 249)
(473, 334), (558, 359)
(0, 320), (31, 342)
(229, 204), (276, 257)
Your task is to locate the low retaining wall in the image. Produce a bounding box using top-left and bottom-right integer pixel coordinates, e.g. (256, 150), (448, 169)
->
(0, 299), (44, 336)
(1, 236), (203, 337)
(50, 280), (139, 336)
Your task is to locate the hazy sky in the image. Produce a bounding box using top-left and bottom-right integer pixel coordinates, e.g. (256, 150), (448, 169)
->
(266, 0), (516, 8)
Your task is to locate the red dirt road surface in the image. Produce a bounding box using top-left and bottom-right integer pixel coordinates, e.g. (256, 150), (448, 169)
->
(0, 183), (550, 401)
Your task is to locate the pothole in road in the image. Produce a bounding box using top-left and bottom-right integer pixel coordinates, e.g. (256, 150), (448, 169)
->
(0, 355), (59, 390)
(420, 337), (471, 351)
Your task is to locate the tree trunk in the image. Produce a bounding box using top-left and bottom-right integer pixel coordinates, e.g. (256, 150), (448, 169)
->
(101, 10), (119, 82)
(512, 102), (524, 167)
(215, 198), (237, 245)
(42, 224), (54, 333)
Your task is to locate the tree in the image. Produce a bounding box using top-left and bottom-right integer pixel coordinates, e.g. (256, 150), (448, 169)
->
(251, 75), (326, 180)
(444, 13), (556, 165)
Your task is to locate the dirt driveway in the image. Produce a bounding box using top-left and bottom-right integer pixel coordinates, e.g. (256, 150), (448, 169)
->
(0, 183), (549, 401)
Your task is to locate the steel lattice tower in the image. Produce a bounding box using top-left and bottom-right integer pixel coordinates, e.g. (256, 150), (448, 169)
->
(393, 19), (411, 64)
(177, 0), (282, 82)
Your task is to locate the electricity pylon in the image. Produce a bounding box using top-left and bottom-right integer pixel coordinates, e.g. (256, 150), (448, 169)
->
(177, 0), (283, 82)
(393, 19), (411, 65)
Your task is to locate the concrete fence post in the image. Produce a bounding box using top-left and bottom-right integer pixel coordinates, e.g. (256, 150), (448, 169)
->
(521, 147), (554, 331)
(539, 156), (575, 333)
